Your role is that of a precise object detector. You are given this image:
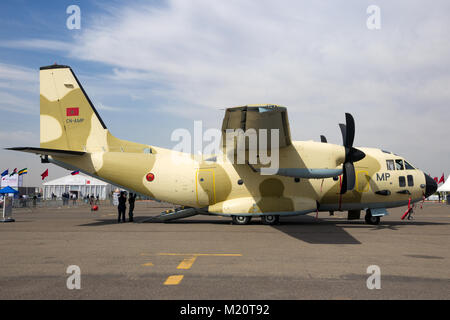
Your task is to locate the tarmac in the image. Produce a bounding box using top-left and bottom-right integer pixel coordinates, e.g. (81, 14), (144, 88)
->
(0, 201), (449, 300)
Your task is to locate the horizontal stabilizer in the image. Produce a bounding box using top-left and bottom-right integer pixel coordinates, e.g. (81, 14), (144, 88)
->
(6, 147), (86, 157)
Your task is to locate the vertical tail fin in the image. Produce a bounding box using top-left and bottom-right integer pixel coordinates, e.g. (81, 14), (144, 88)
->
(40, 64), (108, 152)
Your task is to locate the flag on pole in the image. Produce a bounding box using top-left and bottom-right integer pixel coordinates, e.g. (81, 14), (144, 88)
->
(438, 174), (445, 184)
(71, 170), (80, 175)
(1, 169), (7, 177)
(41, 169), (48, 180)
(18, 168), (28, 176)
(9, 168), (17, 176)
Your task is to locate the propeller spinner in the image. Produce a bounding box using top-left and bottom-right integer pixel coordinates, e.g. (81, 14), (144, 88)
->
(339, 113), (366, 194)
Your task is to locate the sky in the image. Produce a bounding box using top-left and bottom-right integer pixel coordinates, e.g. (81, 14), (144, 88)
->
(0, 0), (449, 187)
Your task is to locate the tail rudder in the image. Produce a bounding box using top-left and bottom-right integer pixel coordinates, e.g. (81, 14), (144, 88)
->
(40, 64), (108, 152)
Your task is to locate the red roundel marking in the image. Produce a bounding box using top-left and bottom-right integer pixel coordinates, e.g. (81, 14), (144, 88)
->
(146, 173), (155, 182)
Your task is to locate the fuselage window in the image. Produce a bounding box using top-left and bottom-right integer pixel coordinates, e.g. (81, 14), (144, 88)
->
(386, 160), (395, 170)
(395, 159), (404, 170)
(404, 161), (415, 170)
(407, 175), (414, 187)
(399, 176), (406, 187)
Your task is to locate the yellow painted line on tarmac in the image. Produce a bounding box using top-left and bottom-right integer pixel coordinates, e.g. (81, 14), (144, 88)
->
(164, 275), (184, 285)
(177, 256), (197, 269)
(157, 253), (242, 257)
(141, 262), (154, 267)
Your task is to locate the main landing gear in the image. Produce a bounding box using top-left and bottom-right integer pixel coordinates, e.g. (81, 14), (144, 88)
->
(364, 209), (380, 225)
(261, 215), (279, 225)
(232, 216), (252, 225)
(231, 215), (280, 225)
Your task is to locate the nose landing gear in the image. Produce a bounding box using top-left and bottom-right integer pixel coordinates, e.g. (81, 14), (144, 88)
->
(365, 209), (380, 225)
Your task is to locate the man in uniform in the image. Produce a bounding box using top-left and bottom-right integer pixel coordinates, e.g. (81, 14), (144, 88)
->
(128, 193), (136, 222)
(117, 191), (127, 223)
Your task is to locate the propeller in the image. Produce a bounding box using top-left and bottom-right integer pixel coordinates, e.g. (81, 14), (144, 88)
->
(339, 113), (366, 194)
(320, 135), (327, 143)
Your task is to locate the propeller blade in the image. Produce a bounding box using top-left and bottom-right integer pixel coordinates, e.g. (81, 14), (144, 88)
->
(345, 162), (356, 191)
(339, 124), (347, 146)
(320, 135), (327, 143)
(340, 166), (347, 194)
(345, 113), (355, 147)
(340, 162), (356, 194)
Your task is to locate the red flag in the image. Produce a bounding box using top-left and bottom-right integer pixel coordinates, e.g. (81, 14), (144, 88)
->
(41, 169), (48, 180)
(438, 174), (445, 184)
(66, 107), (79, 116)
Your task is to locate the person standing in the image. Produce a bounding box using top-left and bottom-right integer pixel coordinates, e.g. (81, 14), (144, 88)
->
(128, 193), (136, 222)
(117, 191), (127, 223)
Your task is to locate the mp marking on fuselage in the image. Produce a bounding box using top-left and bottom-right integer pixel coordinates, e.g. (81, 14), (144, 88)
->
(376, 172), (391, 181)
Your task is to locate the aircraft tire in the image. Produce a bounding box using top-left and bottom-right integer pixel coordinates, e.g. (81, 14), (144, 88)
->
(365, 210), (380, 225)
(232, 216), (252, 225)
(261, 215), (279, 225)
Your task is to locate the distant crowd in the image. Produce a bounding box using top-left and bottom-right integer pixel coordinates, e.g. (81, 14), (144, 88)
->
(56, 192), (100, 206)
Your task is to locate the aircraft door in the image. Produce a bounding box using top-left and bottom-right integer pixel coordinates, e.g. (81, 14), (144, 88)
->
(196, 169), (216, 206)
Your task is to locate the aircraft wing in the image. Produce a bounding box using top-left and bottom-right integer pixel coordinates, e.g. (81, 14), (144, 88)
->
(221, 105), (291, 150)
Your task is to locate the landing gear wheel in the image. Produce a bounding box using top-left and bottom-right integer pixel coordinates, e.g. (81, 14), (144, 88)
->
(232, 216), (252, 225)
(365, 210), (380, 225)
(261, 215), (279, 225)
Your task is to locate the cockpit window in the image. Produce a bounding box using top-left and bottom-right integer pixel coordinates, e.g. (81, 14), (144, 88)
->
(386, 160), (395, 170)
(404, 161), (415, 170)
(395, 159), (404, 170)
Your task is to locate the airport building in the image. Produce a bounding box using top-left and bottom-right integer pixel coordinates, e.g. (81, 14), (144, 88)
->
(42, 173), (115, 200)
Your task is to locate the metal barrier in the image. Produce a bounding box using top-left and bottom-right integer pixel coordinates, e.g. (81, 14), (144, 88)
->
(9, 198), (113, 208)
(2, 198), (173, 209)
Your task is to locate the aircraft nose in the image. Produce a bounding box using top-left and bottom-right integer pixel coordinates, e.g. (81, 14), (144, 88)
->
(424, 173), (438, 198)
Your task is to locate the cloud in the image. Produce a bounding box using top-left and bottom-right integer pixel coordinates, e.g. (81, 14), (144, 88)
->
(0, 63), (38, 114)
(0, 130), (37, 144)
(0, 39), (72, 52)
(96, 103), (125, 112)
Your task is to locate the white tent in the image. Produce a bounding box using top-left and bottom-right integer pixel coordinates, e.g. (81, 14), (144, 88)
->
(437, 175), (450, 192)
(42, 173), (113, 200)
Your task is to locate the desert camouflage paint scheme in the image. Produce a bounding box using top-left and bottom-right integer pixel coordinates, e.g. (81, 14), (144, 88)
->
(9, 65), (436, 224)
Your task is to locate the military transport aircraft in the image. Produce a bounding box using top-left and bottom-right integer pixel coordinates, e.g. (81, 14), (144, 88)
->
(8, 65), (437, 225)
